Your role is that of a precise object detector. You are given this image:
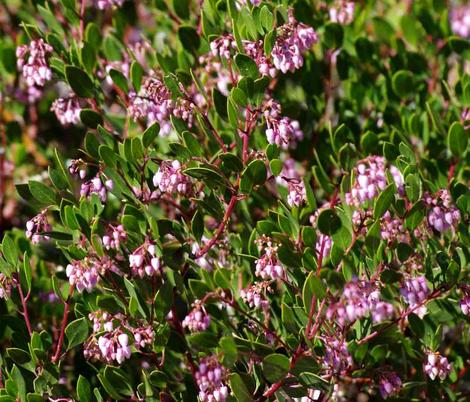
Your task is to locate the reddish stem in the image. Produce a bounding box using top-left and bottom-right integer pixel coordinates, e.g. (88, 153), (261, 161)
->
(260, 345), (305, 400)
(17, 281), (32, 336)
(79, 0), (86, 41)
(52, 286), (74, 363)
(195, 195), (238, 258)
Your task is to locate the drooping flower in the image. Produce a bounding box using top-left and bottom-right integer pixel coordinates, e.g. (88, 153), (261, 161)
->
(96, 0), (124, 9)
(400, 276), (429, 317)
(379, 371), (402, 399)
(450, 4), (470, 38)
(51, 97), (81, 126)
(345, 156), (403, 206)
(196, 355), (230, 402)
(129, 242), (161, 278)
(329, 1), (355, 25)
(424, 352), (452, 381)
(263, 99), (303, 148)
(255, 236), (285, 280)
(25, 209), (52, 244)
(16, 39), (53, 87)
(66, 256), (115, 293)
(102, 224), (127, 250)
(182, 302), (211, 332)
(424, 189), (461, 233)
(271, 16), (318, 74)
(153, 160), (193, 196)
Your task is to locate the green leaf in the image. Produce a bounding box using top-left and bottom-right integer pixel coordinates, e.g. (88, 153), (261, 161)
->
(65, 318), (89, 350)
(324, 23), (343, 48)
(80, 109), (103, 129)
(220, 153), (243, 172)
(65, 65), (95, 98)
(229, 373), (253, 402)
(77, 375), (92, 402)
(317, 208), (342, 236)
(373, 183), (396, 219)
(302, 271), (327, 313)
(29, 181), (57, 206)
(109, 69), (128, 94)
(269, 159), (283, 176)
(392, 70), (414, 98)
(213, 89), (228, 119)
(173, 0), (190, 19)
(11, 365), (26, 401)
(219, 336), (238, 368)
(2, 234), (19, 267)
(447, 122), (468, 157)
(130, 61), (144, 92)
(240, 159), (267, 193)
(405, 200), (425, 230)
(262, 353), (290, 383)
(178, 26), (201, 52)
(234, 54), (259, 79)
(143, 122), (160, 147)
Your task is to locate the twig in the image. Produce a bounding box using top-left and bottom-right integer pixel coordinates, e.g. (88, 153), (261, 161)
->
(52, 286), (75, 363)
(195, 195), (238, 258)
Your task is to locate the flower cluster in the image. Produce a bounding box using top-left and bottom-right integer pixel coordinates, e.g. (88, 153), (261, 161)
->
(271, 16), (318, 73)
(424, 189), (461, 233)
(400, 276), (429, 317)
(182, 302), (211, 332)
(0, 274), (15, 300)
(322, 337), (353, 374)
(129, 77), (194, 134)
(286, 179), (307, 207)
(68, 159), (87, 179)
(329, 1), (355, 25)
(85, 312), (154, 365)
(102, 224), (127, 250)
(50, 97), (81, 126)
(450, 4), (470, 38)
(327, 279), (394, 325)
(345, 156), (403, 206)
(16, 39), (53, 87)
(66, 256), (115, 293)
(240, 282), (271, 312)
(96, 0), (124, 9)
(25, 209), (51, 244)
(80, 175), (113, 203)
(460, 285), (470, 315)
(264, 99), (303, 148)
(379, 371), (402, 399)
(255, 236), (285, 280)
(196, 355), (230, 402)
(380, 211), (409, 244)
(153, 160), (193, 196)
(129, 241), (161, 277)
(424, 352), (452, 381)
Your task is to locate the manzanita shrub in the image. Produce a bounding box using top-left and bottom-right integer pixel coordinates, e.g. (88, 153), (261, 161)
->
(0, 0), (469, 401)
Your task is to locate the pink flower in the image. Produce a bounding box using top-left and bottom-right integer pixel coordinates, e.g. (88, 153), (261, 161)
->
(379, 371), (402, 399)
(450, 5), (470, 38)
(25, 209), (52, 244)
(345, 156), (403, 206)
(96, 0), (124, 9)
(153, 160), (193, 196)
(16, 39), (53, 87)
(425, 189), (460, 233)
(329, 1), (355, 25)
(255, 237), (285, 280)
(129, 241), (162, 278)
(424, 352), (452, 381)
(196, 355), (230, 402)
(271, 18), (317, 74)
(182, 302), (211, 332)
(51, 97), (81, 126)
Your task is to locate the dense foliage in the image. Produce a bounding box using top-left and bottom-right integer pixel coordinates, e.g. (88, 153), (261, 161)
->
(0, 0), (469, 401)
